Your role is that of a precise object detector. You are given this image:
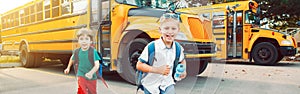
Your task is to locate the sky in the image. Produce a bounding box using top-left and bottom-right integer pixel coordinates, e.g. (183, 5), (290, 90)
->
(0, 0), (33, 14)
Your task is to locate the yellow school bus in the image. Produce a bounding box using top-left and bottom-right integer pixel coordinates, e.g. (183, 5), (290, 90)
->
(0, 0), (216, 84)
(180, 0), (297, 65)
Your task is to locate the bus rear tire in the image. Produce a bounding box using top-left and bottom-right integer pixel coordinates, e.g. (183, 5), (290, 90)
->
(33, 53), (43, 67)
(119, 38), (149, 84)
(251, 42), (278, 65)
(20, 45), (35, 68)
(59, 54), (71, 67)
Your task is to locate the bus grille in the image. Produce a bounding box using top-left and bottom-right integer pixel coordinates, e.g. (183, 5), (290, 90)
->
(179, 42), (216, 54)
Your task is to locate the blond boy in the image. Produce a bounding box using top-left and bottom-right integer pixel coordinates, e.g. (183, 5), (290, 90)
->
(136, 13), (187, 94)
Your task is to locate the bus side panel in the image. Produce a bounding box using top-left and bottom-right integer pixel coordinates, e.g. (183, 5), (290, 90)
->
(1, 14), (85, 54)
(248, 30), (282, 53)
(242, 24), (252, 59)
(110, 3), (136, 70)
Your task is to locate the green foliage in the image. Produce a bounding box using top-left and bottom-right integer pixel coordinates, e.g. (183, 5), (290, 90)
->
(257, 0), (300, 29)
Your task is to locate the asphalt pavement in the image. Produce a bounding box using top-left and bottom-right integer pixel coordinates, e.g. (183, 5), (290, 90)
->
(1, 61), (300, 94)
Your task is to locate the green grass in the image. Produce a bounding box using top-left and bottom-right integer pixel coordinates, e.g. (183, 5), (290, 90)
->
(0, 56), (20, 63)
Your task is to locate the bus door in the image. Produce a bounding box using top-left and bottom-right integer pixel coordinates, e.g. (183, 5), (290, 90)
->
(227, 11), (243, 58)
(90, 0), (111, 63)
(212, 11), (227, 59)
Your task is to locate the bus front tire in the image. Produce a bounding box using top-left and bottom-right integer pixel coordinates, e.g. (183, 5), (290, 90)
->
(251, 42), (278, 65)
(186, 60), (208, 76)
(198, 61), (208, 74)
(119, 38), (149, 84)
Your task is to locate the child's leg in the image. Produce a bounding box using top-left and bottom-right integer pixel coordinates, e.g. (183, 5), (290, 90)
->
(86, 79), (97, 94)
(143, 87), (151, 94)
(160, 85), (175, 94)
(78, 76), (88, 94)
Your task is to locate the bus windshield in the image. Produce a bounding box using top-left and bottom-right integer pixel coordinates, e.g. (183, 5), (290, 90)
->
(245, 10), (260, 26)
(116, 0), (179, 9)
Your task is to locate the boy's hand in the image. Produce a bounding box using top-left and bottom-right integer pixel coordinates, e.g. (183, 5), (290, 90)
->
(64, 68), (70, 74)
(180, 71), (187, 79)
(152, 65), (170, 75)
(85, 72), (93, 79)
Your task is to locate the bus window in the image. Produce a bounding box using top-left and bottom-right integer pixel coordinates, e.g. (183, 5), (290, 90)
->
(125, 0), (136, 5)
(91, 0), (99, 24)
(61, 0), (71, 15)
(1, 17), (5, 29)
(37, 2), (43, 21)
(7, 15), (11, 28)
(44, 0), (51, 19)
(245, 10), (256, 24)
(115, 0), (139, 6)
(212, 12), (225, 28)
(10, 14), (14, 27)
(3, 16), (7, 28)
(14, 12), (19, 26)
(90, 0), (109, 23)
(52, 0), (60, 18)
(72, 0), (88, 14)
(25, 7), (30, 24)
(20, 9), (25, 25)
(152, 0), (173, 8)
(237, 12), (243, 26)
(115, 0), (172, 8)
(30, 5), (35, 23)
(101, 1), (109, 21)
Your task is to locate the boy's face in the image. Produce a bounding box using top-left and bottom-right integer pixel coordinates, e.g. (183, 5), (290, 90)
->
(159, 20), (179, 43)
(78, 34), (92, 50)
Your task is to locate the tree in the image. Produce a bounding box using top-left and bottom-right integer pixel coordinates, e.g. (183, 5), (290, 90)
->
(185, 0), (300, 29)
(256, 0), (300, 29)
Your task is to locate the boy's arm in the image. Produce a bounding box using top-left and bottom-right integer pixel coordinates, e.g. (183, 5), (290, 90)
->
(136, 61), (152, 72)
(67, 55), (74, 68)
(64, 55), (74, 74)
(87, 60), (100, 75)
(136, 61), (170, 75)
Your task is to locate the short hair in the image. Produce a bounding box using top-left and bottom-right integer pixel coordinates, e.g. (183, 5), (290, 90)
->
(159, 13), (180, 26)
(76, 28), (94, 41)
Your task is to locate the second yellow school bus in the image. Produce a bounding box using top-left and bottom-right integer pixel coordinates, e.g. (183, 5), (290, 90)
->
(180, 0), (297, 65)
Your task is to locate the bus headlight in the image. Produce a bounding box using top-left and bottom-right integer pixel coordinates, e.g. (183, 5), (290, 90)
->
(281, 40), (292, 45)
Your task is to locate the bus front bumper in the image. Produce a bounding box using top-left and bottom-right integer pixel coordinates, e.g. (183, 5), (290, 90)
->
(185, 53), (216, 62)
(280, 46), (297, 56)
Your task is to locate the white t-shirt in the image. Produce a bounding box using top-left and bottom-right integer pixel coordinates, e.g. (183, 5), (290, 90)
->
(138, 38), (185, 94)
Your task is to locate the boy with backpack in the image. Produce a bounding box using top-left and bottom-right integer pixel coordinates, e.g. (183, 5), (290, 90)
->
(64, 28), (101, 94)
(136, 13), (187, 94)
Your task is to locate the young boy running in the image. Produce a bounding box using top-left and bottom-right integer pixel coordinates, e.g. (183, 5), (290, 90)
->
(64, 28), (101, 94)
(136, 13), (187, 94)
